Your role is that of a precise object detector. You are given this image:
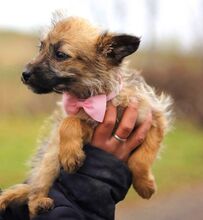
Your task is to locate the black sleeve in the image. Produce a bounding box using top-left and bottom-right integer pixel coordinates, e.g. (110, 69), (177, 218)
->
(1, 144), (132, 220)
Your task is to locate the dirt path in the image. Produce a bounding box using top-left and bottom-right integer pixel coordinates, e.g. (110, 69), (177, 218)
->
(116, 183), (203, 220)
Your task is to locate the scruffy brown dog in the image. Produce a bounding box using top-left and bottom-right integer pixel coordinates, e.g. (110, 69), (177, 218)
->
(0, 16), (172, 217)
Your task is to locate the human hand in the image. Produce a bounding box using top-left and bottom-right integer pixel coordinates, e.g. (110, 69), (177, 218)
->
(91, 102), (152, 162)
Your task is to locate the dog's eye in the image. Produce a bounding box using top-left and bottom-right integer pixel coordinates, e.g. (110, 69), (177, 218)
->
(55, 51), (70, 61)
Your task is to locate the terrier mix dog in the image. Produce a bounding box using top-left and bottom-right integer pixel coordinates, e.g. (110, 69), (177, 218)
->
(0, 16), (172, 217)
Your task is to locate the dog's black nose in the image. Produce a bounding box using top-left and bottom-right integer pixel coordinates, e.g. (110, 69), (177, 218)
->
(22, 72), (31, 82)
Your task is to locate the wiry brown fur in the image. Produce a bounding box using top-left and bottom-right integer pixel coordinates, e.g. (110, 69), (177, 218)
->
(0, 16), (173, 217)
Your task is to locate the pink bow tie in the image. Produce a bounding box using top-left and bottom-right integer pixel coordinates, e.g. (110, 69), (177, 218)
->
(62, 92), (116, 122)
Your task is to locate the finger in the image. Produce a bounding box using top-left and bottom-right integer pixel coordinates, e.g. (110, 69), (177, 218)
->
(93, 102), (117, 140)
(114, 102), (138, 139)
(110, 102), (138, 147)
(126, 111), (152, 151)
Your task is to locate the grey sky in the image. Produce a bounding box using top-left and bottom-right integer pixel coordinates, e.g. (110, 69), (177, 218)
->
(0, 0), (202, 49)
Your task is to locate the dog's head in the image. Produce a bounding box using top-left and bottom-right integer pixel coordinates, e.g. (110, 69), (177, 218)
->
(22, 17), (140, 98)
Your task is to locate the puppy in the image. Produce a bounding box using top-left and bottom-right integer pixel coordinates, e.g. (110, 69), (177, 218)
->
(0, 16), (173, 217)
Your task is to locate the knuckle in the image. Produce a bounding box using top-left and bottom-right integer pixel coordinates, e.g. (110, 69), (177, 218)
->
(103, 119), (114, 128)
(136, 135), (145, 145)
(121, 126), (132, 134)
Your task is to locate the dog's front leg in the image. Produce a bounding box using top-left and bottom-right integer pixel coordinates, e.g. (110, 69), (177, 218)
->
(59, 116), (86, 172)
(28, 134), (60, 218)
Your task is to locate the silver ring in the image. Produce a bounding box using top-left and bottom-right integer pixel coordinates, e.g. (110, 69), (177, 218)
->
(113, 134), (127, 143)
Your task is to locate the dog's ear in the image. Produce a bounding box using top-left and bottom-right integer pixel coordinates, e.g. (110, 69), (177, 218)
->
(96, 32), (140, 64)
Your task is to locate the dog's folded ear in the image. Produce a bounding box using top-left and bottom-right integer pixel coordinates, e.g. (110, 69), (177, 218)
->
(96, 32), (140, 64)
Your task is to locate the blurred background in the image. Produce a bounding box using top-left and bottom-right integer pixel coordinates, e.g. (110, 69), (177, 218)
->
(0, 0), (203, 219)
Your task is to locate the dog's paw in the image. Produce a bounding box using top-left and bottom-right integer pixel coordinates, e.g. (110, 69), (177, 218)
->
(29, 197), (54, 217)
(133, 176), (157, 199)
(0, 196), (8, 211)
(60, 150), (86, 173)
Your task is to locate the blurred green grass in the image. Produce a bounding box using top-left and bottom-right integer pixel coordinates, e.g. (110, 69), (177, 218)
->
(0, 116), (43, 188)
(154, 121), (203, 190)
(0, 117), (203, 193)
